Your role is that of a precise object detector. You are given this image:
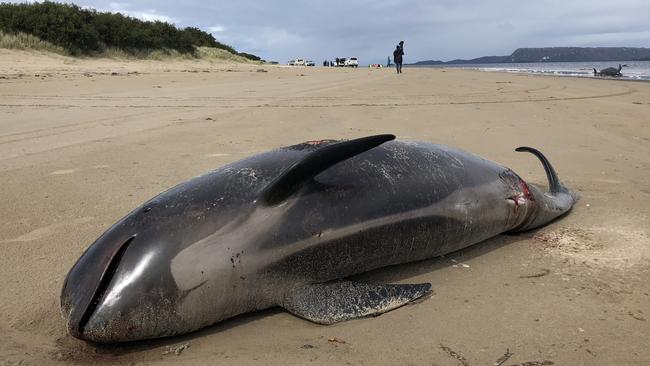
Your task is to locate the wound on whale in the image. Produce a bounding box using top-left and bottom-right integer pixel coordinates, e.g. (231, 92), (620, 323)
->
(61, 134), (578, 342)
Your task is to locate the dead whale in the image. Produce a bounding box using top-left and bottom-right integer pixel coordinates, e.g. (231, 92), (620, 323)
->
(61, 134), (578, 342)
(594, 64), (623, 77)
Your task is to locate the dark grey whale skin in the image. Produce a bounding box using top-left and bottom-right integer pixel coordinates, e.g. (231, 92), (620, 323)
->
(61, 138), (576, 343)
(594, 64), (623, 77)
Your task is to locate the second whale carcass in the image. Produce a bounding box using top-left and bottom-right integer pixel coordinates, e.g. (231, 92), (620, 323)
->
(61, 134), (578, 342)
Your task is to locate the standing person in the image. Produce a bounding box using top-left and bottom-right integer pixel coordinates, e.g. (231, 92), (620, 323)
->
(398, 40), (405, 72)
(393, 41), (404, 74)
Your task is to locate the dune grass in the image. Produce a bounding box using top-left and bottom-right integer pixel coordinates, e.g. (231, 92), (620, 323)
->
(98, 46), (258, 62)
(0, 31), (260, 63)
(0, 31), (68, 55)
(195, 47), (258, 63)
(97, 47), (189, 60)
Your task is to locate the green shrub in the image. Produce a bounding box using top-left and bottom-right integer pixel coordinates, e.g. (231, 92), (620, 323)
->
(237, 52), (263, 62)
(0, 1), (259, 60)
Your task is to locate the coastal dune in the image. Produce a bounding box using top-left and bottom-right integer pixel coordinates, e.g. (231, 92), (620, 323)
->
(1, 49), (649, 365)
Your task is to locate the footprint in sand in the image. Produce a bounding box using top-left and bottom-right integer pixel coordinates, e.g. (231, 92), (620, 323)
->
(50, 169), (77, 175)
(593, 178), (625, 184)
(3, 217), (93, 243)
(534, 225), (650, 268)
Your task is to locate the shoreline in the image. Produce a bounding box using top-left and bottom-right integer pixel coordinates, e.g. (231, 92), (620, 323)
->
(406, 61), (650, 82)
(474, 68), (650, 83)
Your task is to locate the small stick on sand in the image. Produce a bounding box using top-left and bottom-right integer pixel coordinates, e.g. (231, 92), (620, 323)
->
(440, 344), (470, 366)
(493, 348), (513, 366)
(519, 268), (551, 278)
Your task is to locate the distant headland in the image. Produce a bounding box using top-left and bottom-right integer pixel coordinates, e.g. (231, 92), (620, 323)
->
(411, 47), (650, 65)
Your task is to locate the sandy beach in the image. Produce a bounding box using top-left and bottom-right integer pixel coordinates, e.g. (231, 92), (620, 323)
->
(1, 49), (649, 365)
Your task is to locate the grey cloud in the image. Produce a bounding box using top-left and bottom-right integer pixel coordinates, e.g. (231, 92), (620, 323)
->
(13, 1), (650, 63)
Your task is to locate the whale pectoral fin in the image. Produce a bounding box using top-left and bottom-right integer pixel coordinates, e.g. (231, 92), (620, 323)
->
(281, 281), (432, 324)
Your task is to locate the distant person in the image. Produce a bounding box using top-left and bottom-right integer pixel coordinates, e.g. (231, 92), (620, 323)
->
(393, 42), (404, 74)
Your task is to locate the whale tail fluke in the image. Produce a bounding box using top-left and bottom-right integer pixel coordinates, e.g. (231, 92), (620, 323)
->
(282, 281), (432, 324)
(512, 147), (579, 231)
(515, 146), (567, 194)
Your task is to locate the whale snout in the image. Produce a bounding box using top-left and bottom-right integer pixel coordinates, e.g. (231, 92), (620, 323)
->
(61, 229), (190, 343)
(72, 293), (180, 343)
(61, 233), (137, 340)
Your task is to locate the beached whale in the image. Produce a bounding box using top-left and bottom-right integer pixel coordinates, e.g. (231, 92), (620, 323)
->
(594, 64), (623, 77)
(61, 134), (578, 343)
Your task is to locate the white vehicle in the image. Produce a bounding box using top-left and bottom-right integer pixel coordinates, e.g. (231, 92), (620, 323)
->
(288, 58), (306, 66)
(345, 57), (359, 68)
(333, 57), (358, 67)
(305, 60), (315, 66)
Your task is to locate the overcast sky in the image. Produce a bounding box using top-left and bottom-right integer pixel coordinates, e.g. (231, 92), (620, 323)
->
(31, 1), (650, 63)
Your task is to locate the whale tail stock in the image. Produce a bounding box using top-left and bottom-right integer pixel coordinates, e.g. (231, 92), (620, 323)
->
(512, 147), (579, 232)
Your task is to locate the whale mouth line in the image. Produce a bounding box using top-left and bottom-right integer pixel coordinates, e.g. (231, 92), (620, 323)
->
(78, 235), (136, 335)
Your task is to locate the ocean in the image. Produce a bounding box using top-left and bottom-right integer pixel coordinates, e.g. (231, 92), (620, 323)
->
(411, 61), (650, 81)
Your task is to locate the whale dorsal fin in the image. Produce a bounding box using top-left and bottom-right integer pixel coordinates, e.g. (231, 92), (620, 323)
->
(260, 134), (395, 205)
(282, 281), (432, 324)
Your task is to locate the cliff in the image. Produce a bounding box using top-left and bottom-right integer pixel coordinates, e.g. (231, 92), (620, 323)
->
(411, 47), (650, 65)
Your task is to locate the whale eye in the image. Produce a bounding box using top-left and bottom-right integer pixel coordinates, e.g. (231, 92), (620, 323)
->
(143, 207), (152, 213)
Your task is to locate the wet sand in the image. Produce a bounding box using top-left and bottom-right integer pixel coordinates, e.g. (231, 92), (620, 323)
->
(1, 49), (649, 365)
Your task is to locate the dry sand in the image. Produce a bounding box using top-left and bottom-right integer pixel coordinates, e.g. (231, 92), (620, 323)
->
(1, 49), (649, 365)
